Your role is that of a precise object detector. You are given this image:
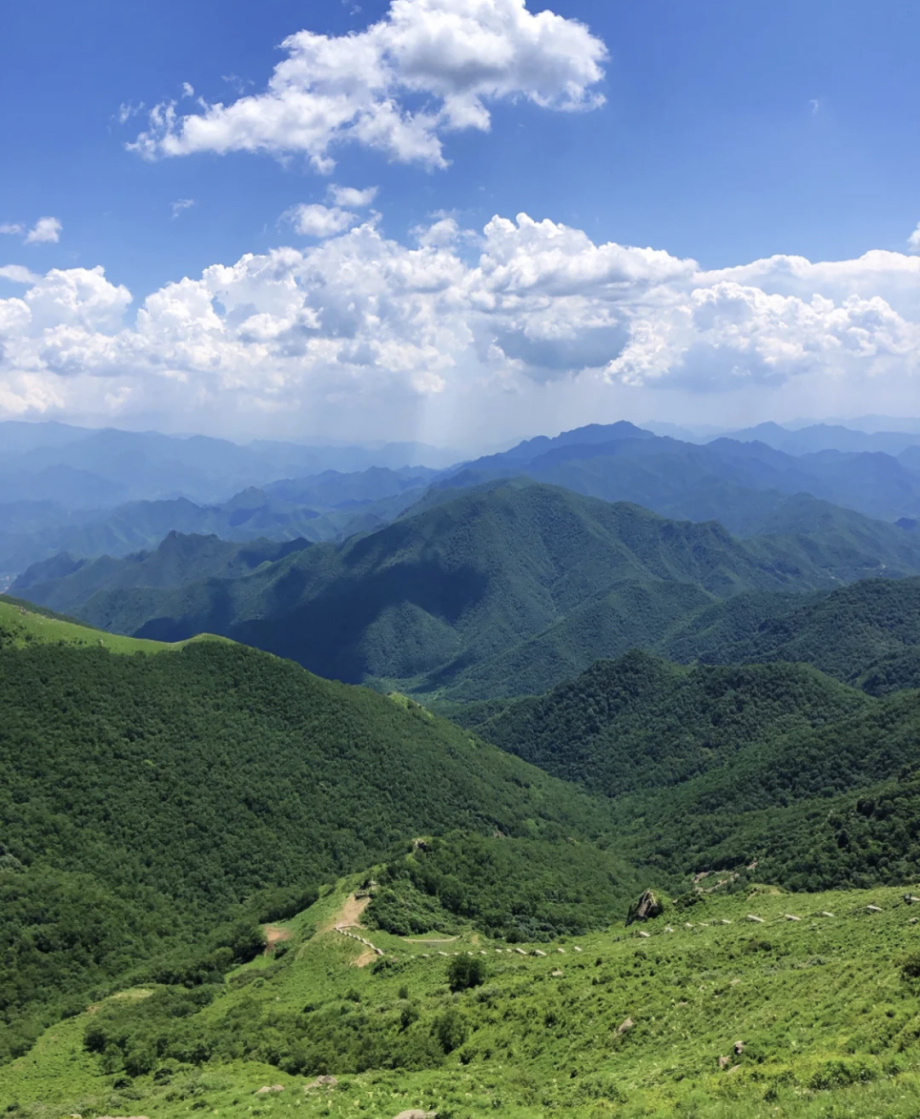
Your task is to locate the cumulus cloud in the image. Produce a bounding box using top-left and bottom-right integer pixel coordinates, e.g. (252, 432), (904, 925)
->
(0, 265), (40, 284)
(2, 212), (919, 439)
(286, 203), (360, 237)
(328, 184), (378, 208)
(24, 217), (63, 244)
(1, 217), (63, 245)
(129, 0), (607, 171)
(909, 222), (920, 253)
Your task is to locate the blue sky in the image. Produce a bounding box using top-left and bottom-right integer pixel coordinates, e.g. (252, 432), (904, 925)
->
(1, 0), (919, 448)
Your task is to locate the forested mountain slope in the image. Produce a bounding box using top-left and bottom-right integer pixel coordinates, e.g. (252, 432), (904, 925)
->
(472, 649), (920, 890)
(0, 604), (623, 1059)
(17, 481), (920, 701)
(11, 532), (311, 617)
(663, 576), (920, 693)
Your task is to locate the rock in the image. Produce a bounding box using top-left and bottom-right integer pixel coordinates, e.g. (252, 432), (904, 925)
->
(784, 914), (801, 922)
(904, 895), (920, 905)
(747, 915), (764, 923)
(616, 1017), (634, 1035)
(556, 947), (566, 953)
(533, 949), (547, 957)
(637, 931), (650, 939)
(392, 1111), (437, 1119)
(820, 911), (835, 918)
(255, 1085), (284, 1094)
(867, 905), (883, 913)
(552, 969), (564, 977)
(718, 1055), (731, 1070)
(626, 889), (664, 926)
(514, 947), (527, 956)
(734, 1041), (745, 1055)
(305, 1076), (339, 1090)
(573, 945), (582, 952)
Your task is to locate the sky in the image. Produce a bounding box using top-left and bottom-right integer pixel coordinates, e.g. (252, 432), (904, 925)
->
(1, 0), (920, 450)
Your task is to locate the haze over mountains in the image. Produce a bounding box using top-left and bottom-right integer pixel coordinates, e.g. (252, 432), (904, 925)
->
(7, 416), (920, 585)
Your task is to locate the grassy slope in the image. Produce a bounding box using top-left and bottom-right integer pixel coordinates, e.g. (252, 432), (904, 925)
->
(0, 594), (176, 653)
(7, 877), (920, 1118)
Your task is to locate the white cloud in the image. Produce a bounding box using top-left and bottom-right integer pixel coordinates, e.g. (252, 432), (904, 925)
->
(286, 203), (360, 237)
(0, 265), (40, 284)
(171, 198), (196, 218)
(0, 224), (24, 236)
(908, 222), (920, 253)
(24, 217), (63, 245)
(2, 213), (920, 441)
(328, 184), (378, 208)
(129, 0), (607, 171)
(117, 101), (145, 124)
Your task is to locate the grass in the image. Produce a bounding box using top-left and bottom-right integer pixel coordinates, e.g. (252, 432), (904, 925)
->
(6, 877), (920, 1117)
(0, 594), (230, 654)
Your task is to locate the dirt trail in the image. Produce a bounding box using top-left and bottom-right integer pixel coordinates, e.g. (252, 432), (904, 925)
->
(321, 893), (370, 933)
(263, 925), (292, 954)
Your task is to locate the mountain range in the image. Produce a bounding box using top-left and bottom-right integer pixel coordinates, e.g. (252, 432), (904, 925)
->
(17, 479), (920, 701)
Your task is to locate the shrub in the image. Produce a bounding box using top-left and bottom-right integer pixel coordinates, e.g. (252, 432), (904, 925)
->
(447, 955), (488, 992)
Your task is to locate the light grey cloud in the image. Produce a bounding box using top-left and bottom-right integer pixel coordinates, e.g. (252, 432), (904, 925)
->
(171, 198), (196, 218)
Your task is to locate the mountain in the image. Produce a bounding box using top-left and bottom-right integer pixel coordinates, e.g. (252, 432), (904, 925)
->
(10, 533), (312, 618)
(664, 576), (920, 692)
(721, 421), (920, 457)
(17, 481), (920, 701)
(0, 596), (615, 1056)
(435, 421), (920, 527)
(478, 651), (868, 797)
(0, 421), (457, 508)
(0, 465), (435, 580)
(473, 648), (920, 892)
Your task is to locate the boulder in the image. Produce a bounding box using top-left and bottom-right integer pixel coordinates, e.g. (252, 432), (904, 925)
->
(626, 889), (664, 926)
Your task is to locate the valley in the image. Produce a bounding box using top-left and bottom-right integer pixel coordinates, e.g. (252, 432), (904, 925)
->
(5, 418), (920, 1117)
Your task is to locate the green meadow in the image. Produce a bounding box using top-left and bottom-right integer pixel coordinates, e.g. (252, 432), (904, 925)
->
(6, 877), (920, 1118)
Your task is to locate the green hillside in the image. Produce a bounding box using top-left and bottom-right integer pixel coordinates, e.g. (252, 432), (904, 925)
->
(0, 594), (188, 653)
(19, 481), (920, 702)
(472, 650), (920, 891)
(0, 608), (629, 1062)
(7, 875), (920, 1118)
(477, 652), (869, 796)
(10, 532), (310, 617)
(661, 577), (920, 693)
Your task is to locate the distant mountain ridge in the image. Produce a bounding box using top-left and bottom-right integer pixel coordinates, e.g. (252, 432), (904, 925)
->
(0, 465), (436, 579)
(437, 421), (920, 528)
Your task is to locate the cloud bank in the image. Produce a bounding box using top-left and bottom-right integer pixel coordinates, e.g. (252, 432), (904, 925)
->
(129, 0), (608, 170)
(2, 211), (920, 441)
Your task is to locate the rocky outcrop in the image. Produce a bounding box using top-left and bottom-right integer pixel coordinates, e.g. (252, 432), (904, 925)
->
(626, 889), (664, 925)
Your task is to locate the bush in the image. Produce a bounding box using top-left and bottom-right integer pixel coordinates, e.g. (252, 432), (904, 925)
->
(448, 955), (488, 992)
